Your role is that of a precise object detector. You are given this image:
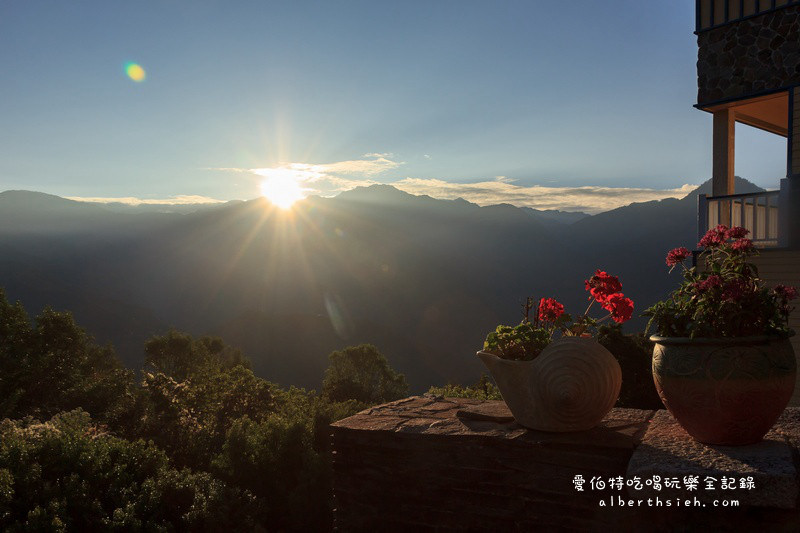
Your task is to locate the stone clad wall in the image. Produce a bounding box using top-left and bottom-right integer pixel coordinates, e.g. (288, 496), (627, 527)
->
(697, 6), (800, 104)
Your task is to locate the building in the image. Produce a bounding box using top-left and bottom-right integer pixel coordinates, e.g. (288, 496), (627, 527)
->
(695, 0), (800, 402)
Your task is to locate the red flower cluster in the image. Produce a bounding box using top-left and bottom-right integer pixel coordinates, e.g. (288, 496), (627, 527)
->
(698, 225), (751, 249)
(666, 247), (690, 266)
(537, 297), (565, 323)
(727, 226), (750, 239)
(694, 274), (722, 293)
(584, 270), (622, 303)
(731, 238), (753, 252)
(698, 225), (728, 248)
(584, 270), (633, 324)
(774, 284), (799, 301)
(602, 293), (634, 323)
(655, 225), (794, 338)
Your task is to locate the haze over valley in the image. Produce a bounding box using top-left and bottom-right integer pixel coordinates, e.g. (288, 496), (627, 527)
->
(0, 177), (765, 391)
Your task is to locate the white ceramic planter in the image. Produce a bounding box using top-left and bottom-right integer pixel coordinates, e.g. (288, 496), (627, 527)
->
(477, 337), (622, 432)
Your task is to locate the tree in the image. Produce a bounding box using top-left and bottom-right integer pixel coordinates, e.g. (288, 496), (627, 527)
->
(0, 288), (135, 426)
(322, 344), (408, 404)
(144, 329), (249, 381)
(139, 363), (276, 469)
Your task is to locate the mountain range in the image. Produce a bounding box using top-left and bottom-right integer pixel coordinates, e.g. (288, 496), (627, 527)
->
(0, 178), (765, 391)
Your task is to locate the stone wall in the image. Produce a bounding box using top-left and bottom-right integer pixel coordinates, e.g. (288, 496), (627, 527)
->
(332, 396), (800, 531)
(697, 5), (800, 104)
(331, 396), (652, 531)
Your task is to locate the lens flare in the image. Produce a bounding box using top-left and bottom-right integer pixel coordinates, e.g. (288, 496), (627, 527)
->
(124, 62), (146, 82)
(324, 292), (354, 340)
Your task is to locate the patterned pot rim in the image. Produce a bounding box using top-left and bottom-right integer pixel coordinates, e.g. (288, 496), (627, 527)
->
(649, 333), (794, 345)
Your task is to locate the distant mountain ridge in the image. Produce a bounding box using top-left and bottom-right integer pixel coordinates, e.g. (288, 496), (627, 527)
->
(0, 177), (766, 391)
(521, 206), (588, 225)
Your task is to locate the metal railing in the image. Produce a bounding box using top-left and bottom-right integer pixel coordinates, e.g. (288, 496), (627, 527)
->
(697, 0), (799, 33)
(698, 189), (781, 246)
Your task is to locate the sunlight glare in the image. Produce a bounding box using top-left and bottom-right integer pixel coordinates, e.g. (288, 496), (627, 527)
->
(259, 169), (308, 209)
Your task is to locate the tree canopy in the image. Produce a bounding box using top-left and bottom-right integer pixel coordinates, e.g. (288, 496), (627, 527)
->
(322, 344), (409, 404)
(144, 329), (249, 380)
(0, 289), (135, 426)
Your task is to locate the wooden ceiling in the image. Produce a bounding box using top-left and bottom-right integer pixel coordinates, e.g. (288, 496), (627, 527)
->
(704, 91), (789, 137)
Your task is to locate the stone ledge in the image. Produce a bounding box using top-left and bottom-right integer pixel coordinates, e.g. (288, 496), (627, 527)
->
(332, 394), (654, 449)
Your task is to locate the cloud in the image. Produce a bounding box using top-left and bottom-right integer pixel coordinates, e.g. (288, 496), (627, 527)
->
(236, 154), (401, 182)
(261, 154), (401, 178)
(67, 195), (226, 206)
(311, 155), (401, 176)
(214, 155), (697, 214)
(389, 177), (697, 214)
(216, 154), (402, 197)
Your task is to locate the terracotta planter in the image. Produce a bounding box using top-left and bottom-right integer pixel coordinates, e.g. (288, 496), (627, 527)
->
(477, 337), (622, 432)
(651, 335), (796, 445)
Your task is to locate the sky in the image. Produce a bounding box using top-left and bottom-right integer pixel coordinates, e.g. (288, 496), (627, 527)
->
(0, 0), (790, 214)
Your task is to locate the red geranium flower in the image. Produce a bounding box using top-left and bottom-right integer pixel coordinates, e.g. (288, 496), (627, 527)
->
(602, 293), (634, 323)
(537, 297), (565, 323)
(585, 270), (622, 303)
(666, 247), (690, 266)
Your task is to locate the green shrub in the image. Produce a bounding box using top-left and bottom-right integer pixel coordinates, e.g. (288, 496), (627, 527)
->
(428, 374), (502, 401)
(212, 413), (328, 531)
(0, 410), (259, 531)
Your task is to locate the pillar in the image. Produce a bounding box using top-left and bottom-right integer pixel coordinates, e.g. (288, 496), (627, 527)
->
(713, 108), (736, 226)
(788, 87), (800, 248)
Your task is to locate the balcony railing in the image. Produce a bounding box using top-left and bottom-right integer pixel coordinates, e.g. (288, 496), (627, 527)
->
(697, 0), (800, 33)
(698, 186), (786, 246)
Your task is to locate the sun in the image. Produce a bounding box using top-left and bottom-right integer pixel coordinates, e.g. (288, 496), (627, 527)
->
(259, 170), (307, 209)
